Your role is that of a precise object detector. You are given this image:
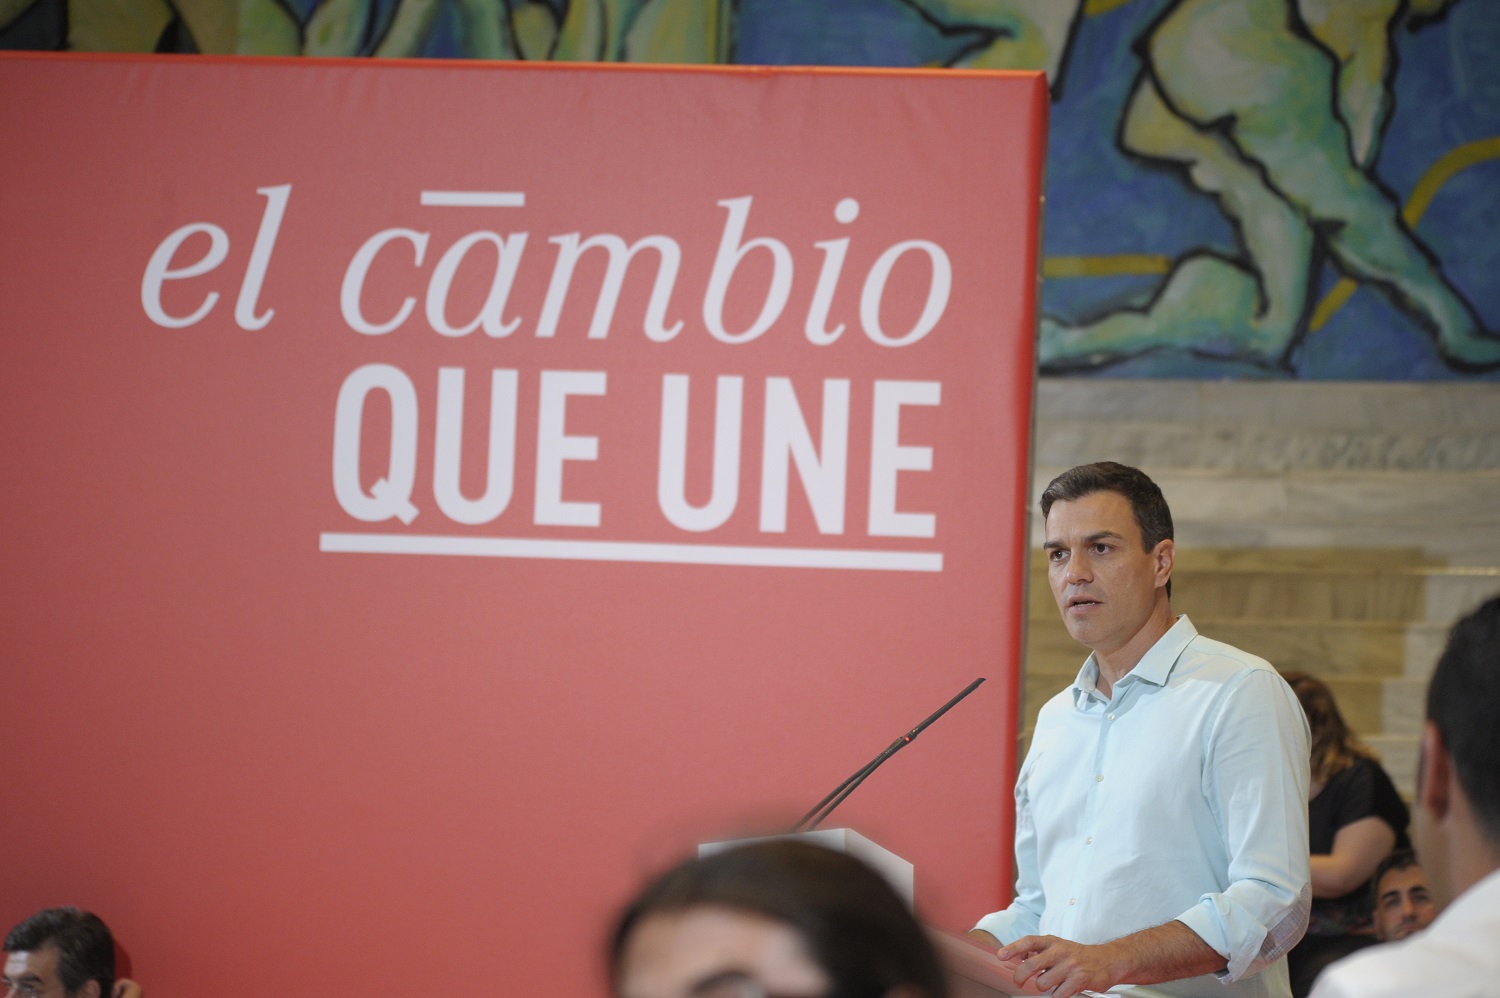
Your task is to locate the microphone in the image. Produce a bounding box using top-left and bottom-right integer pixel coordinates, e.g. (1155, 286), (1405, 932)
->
(790, 677), (986, 833)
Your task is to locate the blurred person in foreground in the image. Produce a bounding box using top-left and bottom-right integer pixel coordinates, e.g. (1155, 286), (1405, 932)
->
(1311, 596), (1500, 997)
(969, 462), (1311, 998)
(1369, 849), (1436, 943)
(3, 907), (142, 998)
(610, 839), (948, 998)
(1282, 671), (1410, 995)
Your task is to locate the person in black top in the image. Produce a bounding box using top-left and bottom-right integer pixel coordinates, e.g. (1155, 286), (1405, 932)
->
(1282, 671), (1409, 997)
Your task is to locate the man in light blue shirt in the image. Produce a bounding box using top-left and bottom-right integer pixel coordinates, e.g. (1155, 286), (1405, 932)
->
(970, 462), (1311, 998)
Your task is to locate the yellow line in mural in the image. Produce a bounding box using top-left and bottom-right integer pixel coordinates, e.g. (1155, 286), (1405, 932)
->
(1308, 136), (1500, 331)
(1403, 137), (1500, 222)
(1084, 0), (1138, 14)
(1043, 254), (1171, 279)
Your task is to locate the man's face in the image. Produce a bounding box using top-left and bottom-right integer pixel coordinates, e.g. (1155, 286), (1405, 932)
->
(3, 945), (69, 998)
(1044, 490), (1172, 657)
(1374, 864), (1438, 941)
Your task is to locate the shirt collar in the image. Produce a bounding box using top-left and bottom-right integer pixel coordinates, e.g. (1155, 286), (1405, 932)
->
(1071, 614), (1198, 707)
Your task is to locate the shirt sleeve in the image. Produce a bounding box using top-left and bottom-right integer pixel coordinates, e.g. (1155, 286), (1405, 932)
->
(1174, 667), (1313, 981)
(972, 747), (1044, 943)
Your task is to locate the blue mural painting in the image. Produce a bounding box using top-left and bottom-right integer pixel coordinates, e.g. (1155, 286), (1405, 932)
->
(5, 0), (1497, 380)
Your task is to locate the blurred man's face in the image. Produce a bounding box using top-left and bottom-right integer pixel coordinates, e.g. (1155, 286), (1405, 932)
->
(615, 905), (830, 998)
(3, 944), (69, 998)
(1374, 864), (1438, 941)
(1413, 724), (1457, 910)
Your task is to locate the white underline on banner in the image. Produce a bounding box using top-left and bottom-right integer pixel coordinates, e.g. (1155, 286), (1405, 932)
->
(318, 533), (942, 572)
(419, 190), (526, 207)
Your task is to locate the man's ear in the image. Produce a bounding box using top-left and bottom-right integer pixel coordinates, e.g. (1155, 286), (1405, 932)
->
(1153, 538), (1175, 590)
(1418, 721), (1452, 821)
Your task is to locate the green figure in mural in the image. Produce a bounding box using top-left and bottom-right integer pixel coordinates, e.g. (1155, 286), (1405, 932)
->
(2, 0), (728, 62)
(897, 0), (1082, 80)
(1041, 0), (1500, 373)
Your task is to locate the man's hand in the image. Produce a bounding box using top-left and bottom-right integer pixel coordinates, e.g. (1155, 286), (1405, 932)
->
(962, 930), (1053, 996)
(995, 921), (1224, 997)
(998, 935), (1121, 998)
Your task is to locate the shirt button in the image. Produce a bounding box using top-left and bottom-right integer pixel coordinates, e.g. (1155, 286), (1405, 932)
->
(1085, 836), (1093, 845)
(1107, 713), (1115, 720)
(1069, 898), (1077, 905)
(1096, 774), (1104, 782)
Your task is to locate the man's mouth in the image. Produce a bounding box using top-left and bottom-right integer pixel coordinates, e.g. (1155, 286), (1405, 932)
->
(1067, 596), (1101, 608)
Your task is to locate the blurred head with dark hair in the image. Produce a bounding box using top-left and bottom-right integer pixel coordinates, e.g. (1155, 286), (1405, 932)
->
(1415, 595), (1500, 910)
(1283, 671), (1378, 789)
(610, 839), (948, 998)
(3, 908), (115, 998)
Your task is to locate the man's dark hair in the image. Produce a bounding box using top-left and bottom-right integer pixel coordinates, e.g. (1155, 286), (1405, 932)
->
(1040, 461), (1175, 597)
(4, 907), (115, 997)
(610, 839), (949, 998)
(1427, 596), (1500, 843)
(1370, 848), (1421, 910)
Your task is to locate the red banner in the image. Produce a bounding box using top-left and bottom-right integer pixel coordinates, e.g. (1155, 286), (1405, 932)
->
(0, 52), (1044, 996)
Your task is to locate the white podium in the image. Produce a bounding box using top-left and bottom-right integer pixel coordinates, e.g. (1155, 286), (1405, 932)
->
(700, 827), (914, 905)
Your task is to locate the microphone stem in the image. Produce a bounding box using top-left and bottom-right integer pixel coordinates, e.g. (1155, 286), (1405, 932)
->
(790, 677), (985, 833)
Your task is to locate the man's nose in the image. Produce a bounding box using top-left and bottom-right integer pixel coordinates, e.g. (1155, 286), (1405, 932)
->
(1066, 552), (1092, 583)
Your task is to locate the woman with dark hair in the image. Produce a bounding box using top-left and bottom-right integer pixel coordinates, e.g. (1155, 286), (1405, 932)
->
(610, 839), (949, 998)
(1282, 671), (1410, 997)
